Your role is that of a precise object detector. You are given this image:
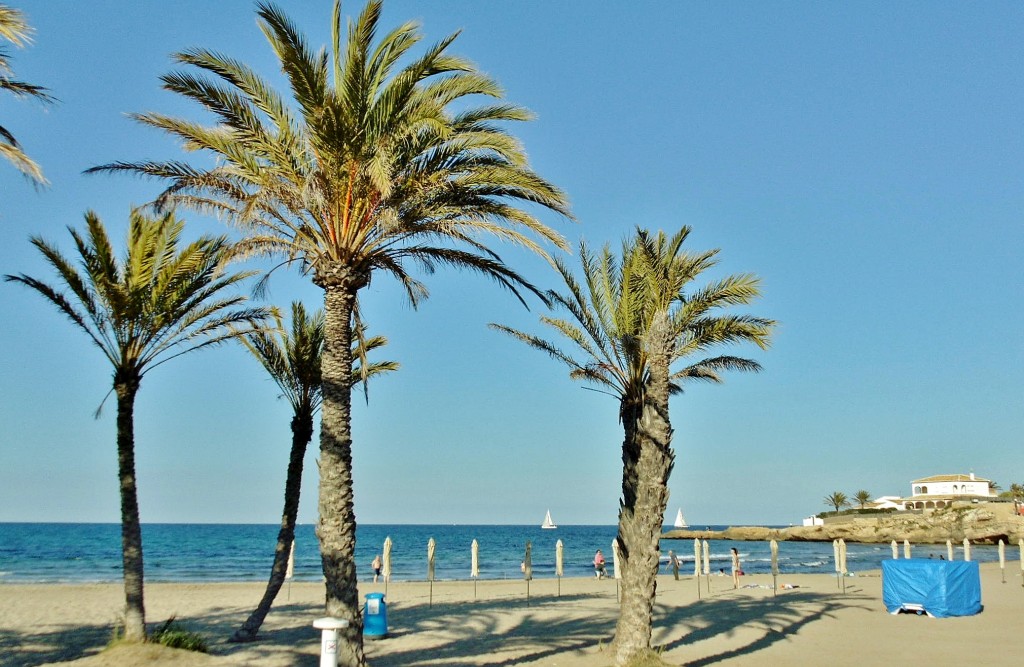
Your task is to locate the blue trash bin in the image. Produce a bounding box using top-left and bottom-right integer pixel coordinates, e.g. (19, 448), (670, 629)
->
(363, 592), (388, 638)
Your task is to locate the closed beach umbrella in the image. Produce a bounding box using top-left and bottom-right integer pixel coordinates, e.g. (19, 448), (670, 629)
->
(702, 540), (710, 576)
(890, 540), (898, 560)
(693, 538), (702, 600)
(1019, 538), (1023, 587)
(963, 537), (971, 561)
(770, 539), (779, 597)
(382, 537), (393, 581)
(427, 537), (436, 581)
(524, 541), (533, 580)
(998, 539), (1006, 583)
(555, 540), (564, 597)
(946, 539), (954, 562)
(839, 539), (849, 594)
(903, 539), (911, 559)
(612, 539), (621, 580)
(471, 538), (479, 599)
(427, 537), (436, 607)
(284, 539), (295, 600)
(832, 540), (840, 590)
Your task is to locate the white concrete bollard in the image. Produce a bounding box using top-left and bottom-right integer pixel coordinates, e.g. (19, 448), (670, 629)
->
(313, 617), (350, 667)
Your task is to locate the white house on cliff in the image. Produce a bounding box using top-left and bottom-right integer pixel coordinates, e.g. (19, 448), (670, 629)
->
(902, 473), (995, 510)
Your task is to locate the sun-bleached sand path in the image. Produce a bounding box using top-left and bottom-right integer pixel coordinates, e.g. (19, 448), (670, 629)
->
(1, 562), (1021, 666)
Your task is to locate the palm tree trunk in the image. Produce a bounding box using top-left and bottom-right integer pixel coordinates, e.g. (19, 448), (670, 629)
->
(231, 409), (313, 642)
(115, 376), (146, 642)
(613, 317), (675, 667)
(315, 264), (366, 667)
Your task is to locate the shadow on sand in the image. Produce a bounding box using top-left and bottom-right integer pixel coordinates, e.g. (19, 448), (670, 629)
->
(0, 584), (875, 667)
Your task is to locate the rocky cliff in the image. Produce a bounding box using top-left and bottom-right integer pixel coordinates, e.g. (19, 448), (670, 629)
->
(664, 506), (1024, 545)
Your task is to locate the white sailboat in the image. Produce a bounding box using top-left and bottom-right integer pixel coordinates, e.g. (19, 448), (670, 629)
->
(541, 509), (557, 529)
(673, 508), (688, 529)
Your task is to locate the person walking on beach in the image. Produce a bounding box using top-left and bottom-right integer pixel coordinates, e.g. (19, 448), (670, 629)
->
(594, 550), (606, 579)
(730, 547), (741, 589)
(371, 554), (382, 583)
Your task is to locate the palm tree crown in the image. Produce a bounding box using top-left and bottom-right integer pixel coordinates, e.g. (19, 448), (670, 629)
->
(92, 0), (570, 300)
(242, 301), (398, 413)
(1, 3), (54, 184)
(825, 491), (850, 513)
(492, 226), (773, 410)
(6, 209), (268, 385)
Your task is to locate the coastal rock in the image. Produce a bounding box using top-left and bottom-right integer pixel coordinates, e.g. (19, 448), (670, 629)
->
(663, 505), (1024, 545)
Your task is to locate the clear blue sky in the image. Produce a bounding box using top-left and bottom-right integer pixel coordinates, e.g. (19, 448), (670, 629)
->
(2, 1), (1021, 526)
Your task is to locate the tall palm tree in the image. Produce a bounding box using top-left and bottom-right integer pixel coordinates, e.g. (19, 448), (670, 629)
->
(492, 227), (773, 666)
(1, 3), (54, 184)
(231, 301), (397, 643)
(825, 491), (849, 513)
(854, 489), (872, 511)
(90, 2), (569, 662)
(4, 210), (268, 641)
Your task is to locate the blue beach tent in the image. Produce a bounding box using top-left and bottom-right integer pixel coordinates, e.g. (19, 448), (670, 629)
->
(881, 559), (982, 618)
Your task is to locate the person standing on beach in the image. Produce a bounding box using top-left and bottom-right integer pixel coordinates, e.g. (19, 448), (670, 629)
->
(668, 550), (680, 580)
(594, 550), (606, 579)
(730, 548), (741, 589)
(371, 554), (382, 583)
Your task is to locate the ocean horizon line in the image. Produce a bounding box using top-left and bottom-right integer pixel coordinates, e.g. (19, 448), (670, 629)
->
(0, 520), (766, 528)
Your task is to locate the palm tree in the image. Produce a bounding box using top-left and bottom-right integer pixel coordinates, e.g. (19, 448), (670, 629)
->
(1, 3), (54, 184)
(231, 301), (396, 643)
(492, 227), (773, 666)
(90, 2), (569, 662)
(825, 491), (849, 514)
(854, 489), (871, 511)
(4, 210), (268, 641)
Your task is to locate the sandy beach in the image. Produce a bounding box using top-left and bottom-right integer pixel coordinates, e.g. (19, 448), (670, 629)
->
(2, 563), (1021, 667)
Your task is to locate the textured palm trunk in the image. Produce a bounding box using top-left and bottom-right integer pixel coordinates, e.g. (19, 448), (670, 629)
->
(613, 318), (675, 667)
(231, 409), (313, 642)
(315, 263), (366, 667)
(115, 376), (146, 642)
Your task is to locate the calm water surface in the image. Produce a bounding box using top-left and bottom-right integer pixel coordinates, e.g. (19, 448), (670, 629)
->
(0, 523), (1005, 583)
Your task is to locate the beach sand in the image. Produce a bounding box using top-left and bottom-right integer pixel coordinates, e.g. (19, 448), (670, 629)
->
(2, 563), (1021, 666)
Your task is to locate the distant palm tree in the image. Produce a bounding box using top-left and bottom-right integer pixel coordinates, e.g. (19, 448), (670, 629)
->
(1, 4), (54, 184)
(493, 227), (773, 666)
(231, 301), (396, 643)
(5, 210), (268, 641)
(91, 3), (569, 662)
(825, 491), (850, 513)
(854, 490), (871, 510)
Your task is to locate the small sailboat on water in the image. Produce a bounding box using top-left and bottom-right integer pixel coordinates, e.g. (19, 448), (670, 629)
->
(673, 508), (688, 529)
(541, 509), (557, 529)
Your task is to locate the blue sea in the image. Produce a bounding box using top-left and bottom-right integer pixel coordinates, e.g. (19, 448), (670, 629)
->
(0, 523), (1006, 584)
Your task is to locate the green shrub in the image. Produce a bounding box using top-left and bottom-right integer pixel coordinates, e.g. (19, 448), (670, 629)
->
(150, 617), (208, 653)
